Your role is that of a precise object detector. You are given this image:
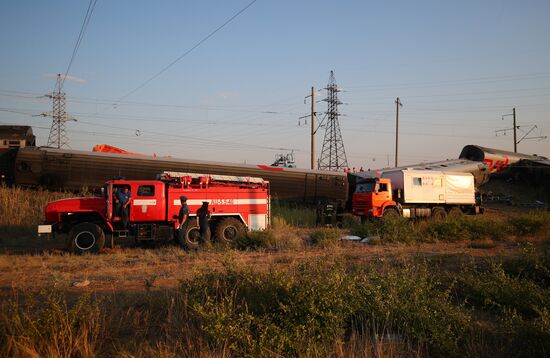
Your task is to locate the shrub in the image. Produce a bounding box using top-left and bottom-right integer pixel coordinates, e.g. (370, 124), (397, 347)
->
(183, 258), (359, 356)
(507, 211), (550, 236)
(457, 263), (549, 319)
(424, 216), (508, 242)
(423, 217), (470, 241)
(309, 228), (342, 247)
(235, 230), (274, 250)
(353, 262), (470, 357)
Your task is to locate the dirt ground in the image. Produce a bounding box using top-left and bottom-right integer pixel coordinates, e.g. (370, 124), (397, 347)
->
(0, 236), (527, 294)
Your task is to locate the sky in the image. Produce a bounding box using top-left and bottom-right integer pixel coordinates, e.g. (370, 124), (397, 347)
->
(1, 0), (549, 169)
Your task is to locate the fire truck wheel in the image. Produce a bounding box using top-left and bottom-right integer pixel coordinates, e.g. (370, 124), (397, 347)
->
(382, 207), (399, 219)
(67, 223), (105, 254)
(215, 218), (245, 244)
(185, 222), (201, 248)
(431, 207), (447, 221)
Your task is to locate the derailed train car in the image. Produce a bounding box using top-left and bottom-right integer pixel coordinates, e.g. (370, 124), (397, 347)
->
(13, 146), (349, 204)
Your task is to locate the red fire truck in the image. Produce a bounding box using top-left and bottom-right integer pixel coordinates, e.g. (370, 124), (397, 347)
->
(38, 171), (270, 253)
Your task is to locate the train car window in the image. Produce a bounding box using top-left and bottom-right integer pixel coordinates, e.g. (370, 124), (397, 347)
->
(137, 185), (155, 197)
(413, 177), (422, 186)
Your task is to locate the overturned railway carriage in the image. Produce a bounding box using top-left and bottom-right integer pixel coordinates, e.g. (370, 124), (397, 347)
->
(14, 147), (349, 204)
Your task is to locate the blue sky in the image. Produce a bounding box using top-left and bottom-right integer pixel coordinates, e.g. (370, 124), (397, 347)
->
(1, 0), (549, 169)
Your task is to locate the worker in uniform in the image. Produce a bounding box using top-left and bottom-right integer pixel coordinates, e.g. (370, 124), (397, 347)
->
(316, 201), (324, 227)
(196, 201), (211, 245)
(324, 203), (334, 227)
(176, 196), (190, 252)
(115, 186), (131, 230)
(335, 201), (345, 228)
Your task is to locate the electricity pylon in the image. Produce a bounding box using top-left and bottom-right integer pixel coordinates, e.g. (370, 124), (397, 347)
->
(44, 74), (75, 148)
(318, 71), (348, 171)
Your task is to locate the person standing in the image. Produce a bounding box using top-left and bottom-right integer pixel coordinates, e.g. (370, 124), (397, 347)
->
(196, 201), (211, 245)
(335, 201), (345, 228)
(176, 196), (190, 252)
(115, 186), (131, 230)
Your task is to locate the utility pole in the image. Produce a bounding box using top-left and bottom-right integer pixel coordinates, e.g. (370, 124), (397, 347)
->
(513, 107), (517, 153)
(394, 97), (402, 167)
(496, 107), (547, 151)
(301, 86), (316, 170)
(311, 87), (315, 169)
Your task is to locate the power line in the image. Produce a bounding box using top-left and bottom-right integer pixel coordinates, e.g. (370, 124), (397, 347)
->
(114, 0), (259, 103)
(61, 0), (98, 87)
(346, 71), (550, 91)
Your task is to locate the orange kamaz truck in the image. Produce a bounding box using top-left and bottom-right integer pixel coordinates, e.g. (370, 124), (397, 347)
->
(352, 169), (482, 222)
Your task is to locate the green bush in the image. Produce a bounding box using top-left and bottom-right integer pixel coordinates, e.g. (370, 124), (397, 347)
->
(504, 245), (550, 288)
(378, 217), (418, 243)
(507, 211), (550, 236)
(457, 263), (549, 318)
(180, 258), (471, 357)
(183, 259), (358, 356)
(235, 230), (274, 250)
(424, 217), (470, 241)
(352, 217), (418, 243)
(353, 262), (470, 357)
(309, 228), (342, 247)
(424, 216), (508, 241)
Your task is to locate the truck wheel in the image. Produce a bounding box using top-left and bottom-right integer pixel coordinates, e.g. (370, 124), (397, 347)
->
(383, 207), (399, 219)
(431, 207), (447, 221)
(215, 218), (245, 244)
(68, 223), (105, 254)
(185, 222), (201, 248)
(448, 207), (463, 218)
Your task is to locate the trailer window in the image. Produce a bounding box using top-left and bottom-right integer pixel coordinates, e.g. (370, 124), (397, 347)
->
(413, 177), (422, 186)
(137, 185), (155, 197)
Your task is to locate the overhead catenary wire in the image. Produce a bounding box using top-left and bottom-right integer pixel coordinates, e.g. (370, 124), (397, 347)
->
(61, 0), (98, 87)
(113, 0), (259, 104)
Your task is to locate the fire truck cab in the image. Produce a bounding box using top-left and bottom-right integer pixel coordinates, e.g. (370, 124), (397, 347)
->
(39, 172), (270, 253)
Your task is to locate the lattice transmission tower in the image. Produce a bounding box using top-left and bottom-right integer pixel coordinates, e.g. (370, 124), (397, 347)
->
(318, 71), (348, 171)
(45, 74), (74, 148)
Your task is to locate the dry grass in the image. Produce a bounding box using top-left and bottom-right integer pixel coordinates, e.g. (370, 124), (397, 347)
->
(0, 186), (76, 238)
(1, 187), (550, 356)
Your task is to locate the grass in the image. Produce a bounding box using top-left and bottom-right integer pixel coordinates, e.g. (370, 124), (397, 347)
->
(1, 187), (550, 356)
(0, 186), (80, 238)
(2, 250), (550, 357)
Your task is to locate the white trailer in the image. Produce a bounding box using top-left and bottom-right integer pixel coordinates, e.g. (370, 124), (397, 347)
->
(379, 169), (480, 218)
(382, 170), (475, 205)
